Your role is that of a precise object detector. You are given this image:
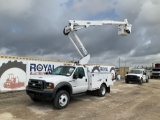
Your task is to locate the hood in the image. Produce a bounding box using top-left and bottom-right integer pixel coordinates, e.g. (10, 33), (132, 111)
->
(125, 73), (142, 77)
(30, 75), (71, 83)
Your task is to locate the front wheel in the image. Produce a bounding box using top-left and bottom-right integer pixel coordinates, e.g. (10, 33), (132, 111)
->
(146, 78), (149, 83)
(139, 78), (143, 85)
(54, 90), (70, 109)
(98, 84), (106, 97)
(125, 80), (129, 84)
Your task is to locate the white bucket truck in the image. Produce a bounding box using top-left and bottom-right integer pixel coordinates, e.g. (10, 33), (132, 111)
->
(26, 19), (132, 109)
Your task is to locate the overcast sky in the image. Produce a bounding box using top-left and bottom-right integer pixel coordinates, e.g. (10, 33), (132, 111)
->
(0, 0), (160, 67)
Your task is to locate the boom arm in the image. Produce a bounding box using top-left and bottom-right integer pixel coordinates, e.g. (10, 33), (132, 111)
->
(64, 19), (132, 64)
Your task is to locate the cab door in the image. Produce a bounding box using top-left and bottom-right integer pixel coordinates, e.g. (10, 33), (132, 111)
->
(72, 67), (88, 94)
(142, 70), (147, 80)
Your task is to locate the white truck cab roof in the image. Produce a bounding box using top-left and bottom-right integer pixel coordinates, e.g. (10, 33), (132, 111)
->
(127, 69), (146, 75)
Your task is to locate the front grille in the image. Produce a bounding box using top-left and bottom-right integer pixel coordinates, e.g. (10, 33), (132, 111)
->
(152, 73), (160, 76)
(28, 79), (45, 91)
(126, 75), (138, 79)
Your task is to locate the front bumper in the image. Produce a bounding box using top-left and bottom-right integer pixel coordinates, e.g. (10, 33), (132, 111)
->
(125, 76), (141, 82)
(26, 86), (55, 101)
(151, 74), (160, 78)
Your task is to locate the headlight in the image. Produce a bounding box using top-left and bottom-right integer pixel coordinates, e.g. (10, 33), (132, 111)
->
(46, 82), (54, 89)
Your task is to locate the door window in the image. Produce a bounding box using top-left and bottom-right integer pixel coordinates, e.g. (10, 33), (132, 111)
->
(74, 67), (85, 77)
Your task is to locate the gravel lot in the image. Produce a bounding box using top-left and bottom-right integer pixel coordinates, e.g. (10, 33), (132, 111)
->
(0, 79), (160, 120)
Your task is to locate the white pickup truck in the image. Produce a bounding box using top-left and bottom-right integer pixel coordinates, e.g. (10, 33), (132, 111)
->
(125, 69), (149, 84)
(26, 65), (113, 109)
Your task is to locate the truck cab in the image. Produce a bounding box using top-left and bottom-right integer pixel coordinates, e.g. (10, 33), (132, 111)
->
(151, 63), (160, 79)
(125, 69), (149, 84)
(26, 65), (113, 109)
(151, 68), (160, 79)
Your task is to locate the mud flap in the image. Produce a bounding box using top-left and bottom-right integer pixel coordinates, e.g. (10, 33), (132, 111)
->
(106, 86), (110, 93)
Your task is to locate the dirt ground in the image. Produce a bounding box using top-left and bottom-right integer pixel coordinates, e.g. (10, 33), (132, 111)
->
(0, 79), (160, 120)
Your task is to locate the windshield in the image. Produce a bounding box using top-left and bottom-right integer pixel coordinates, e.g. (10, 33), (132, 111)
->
(52, 66), (75, 76)
(152, 69), (160, 71)
(129, 70), (142, 74)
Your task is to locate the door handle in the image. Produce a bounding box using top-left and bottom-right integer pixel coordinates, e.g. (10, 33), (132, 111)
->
(85, 79), (87, 82)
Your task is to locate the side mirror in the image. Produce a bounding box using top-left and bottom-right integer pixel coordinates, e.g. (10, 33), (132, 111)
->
(73, 73), (83, 79)
(126, 72), (128, 74)
(73, 74), (78, 79)
(79, 73), (83, 79)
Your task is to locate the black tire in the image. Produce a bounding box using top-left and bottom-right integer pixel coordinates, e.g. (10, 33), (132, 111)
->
(139, 78), (143, 85)
(125, 80), (129, 84)
(54, 90), (70, 109)
(146, 78), (149, 83)
(106, 86), (110, 93)
(31, 97), (41, 102)
(97, 84), (106, 97)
